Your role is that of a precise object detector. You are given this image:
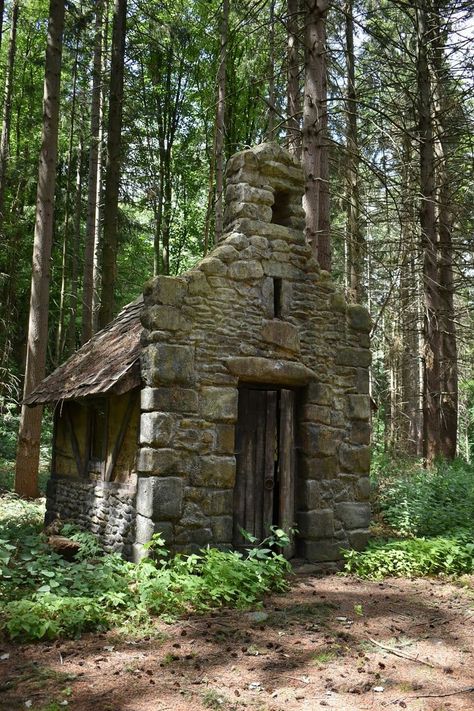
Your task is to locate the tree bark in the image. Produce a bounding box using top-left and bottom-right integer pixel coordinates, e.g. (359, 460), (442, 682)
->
(15, 0), (65, 498)
(98, 0), (126, 328)
(431, 8), (458, 459)
(416, 1), (441, 464)
(0, 0), (19, 222)
(344, 0), (363, 303)
(302, 0), (331, 270)
(66, 141), (83, 354)
(267, 0), (276, 139)
(82, 0), (104, 344)
(286, 0), (301, 158)
(56, 30), (79, 363)
(214, 0), (228, 244)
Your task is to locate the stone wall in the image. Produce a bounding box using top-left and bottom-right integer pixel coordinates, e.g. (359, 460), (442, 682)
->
(46, 478), (136, 557)
(135, 143), (371, 567)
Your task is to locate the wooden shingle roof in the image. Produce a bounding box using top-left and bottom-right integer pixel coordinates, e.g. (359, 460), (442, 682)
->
(24, 298), (143, 406)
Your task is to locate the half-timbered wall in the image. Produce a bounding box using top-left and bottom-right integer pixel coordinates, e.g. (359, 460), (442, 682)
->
(45, 389), (140, 554)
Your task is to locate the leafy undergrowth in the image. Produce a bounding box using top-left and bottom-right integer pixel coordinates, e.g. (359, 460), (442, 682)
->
(343, 457), (474, 579)
(0, 494), (290, 642)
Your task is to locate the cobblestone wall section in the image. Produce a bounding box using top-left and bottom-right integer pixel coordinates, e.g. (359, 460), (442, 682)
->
(46, 478), (136, 557)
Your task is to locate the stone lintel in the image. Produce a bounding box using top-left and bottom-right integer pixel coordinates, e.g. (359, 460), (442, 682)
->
(226, 357), (314, 386)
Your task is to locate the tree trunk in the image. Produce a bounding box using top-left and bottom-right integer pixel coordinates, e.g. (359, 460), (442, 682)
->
(302, 0), (331, 270)
(214, 0), (228, 244)
(98, 0), (126, 328)
(0, 0), (19, 222)
(286, 0), (301, 158)
(15, 0), (65, 498)
(0, 1), (5, 54)
(344, 0), (363, 303)
(66, 142), (83, 354)
(431, 5), (458, 459)
(82, 0), (103, 344)
(56, 31), (79, 363)
(267, 0), (276, 139)
(416, 1), (441, 464)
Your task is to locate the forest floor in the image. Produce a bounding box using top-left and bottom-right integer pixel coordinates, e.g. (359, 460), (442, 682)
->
(1, 571), (473, 711)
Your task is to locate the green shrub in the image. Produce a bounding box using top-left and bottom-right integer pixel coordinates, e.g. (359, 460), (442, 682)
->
(343, 530), (474, 579)
(0, 496), (291, 641)
(374, 458), (474, 537)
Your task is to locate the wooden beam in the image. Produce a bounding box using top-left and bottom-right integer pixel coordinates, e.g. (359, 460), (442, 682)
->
(65, 406), (84, 477)
(104, 391), (138, 482)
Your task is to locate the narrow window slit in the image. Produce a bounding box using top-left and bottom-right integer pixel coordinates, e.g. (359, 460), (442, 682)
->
(273, 278), (282, 318)
(271, 190), (291, 226)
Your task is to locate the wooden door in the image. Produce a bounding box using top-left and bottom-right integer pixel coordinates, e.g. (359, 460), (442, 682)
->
(233, 387), (295, 556)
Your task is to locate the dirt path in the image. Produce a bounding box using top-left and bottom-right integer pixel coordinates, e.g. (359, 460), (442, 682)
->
(1, 573), (473, 711)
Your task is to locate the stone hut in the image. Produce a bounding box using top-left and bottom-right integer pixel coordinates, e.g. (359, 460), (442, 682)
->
(25, 143), (371, 566)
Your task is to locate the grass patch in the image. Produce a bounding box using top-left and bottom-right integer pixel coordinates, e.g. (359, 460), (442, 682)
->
(311, 646), (340, 664)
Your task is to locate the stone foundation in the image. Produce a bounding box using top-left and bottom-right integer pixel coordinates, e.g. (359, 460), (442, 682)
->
(46, 478), (136, 557)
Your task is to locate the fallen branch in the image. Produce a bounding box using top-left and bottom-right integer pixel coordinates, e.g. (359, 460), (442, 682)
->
(368, 638), (437, 668)
(412, 687), (474, 699)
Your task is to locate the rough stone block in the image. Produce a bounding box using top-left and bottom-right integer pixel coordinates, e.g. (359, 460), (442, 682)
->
(143, 275), (188, 306)
(301, 404), (332, 425)
(197, 456), (236, 488)
(356, 477), (371, 501)
(339, 444), (371, 473)
(137, 447), (177, 475)
(336, 347), (371, 368)
(356, 368), (370, 394)
(225, 200), (272, 223)
(300, 456), (338, 480)
(249, 235), (269, 250)
(180, 501), (208, 529)
(200, 387), (238, 422)
(305, 382), (331, 406)
(211, 515), (233, 542)
(187, 270), (212, 296)
(199, 257), (227, 276)
(225, 182), (274, 206)
(299, 539), (346, 562)
(205, 489), (234, 516)
(348, 529), (369, 550)
(300, 423), (338, 456)
(297, 480), (321, 510)
(261, 260), (298, 278)
(215, 424), (235, 454)
(350, 421), (371, 446)
(143, 343), (195, 386)
(348, 394), (370, 421)
(335, 502), (371, 530)
(211, 244), (240, 263)
(136, 476), (184, 520)
(141, 386), (198, 414)
(140, 412), (175, 447)
(141, 304), (185, 331)
(262, 320), (300, 353)
(175, 526), (212, 545)
(228, 260), (264, 281)
(297, 509), (334, 539)
(135, 514), (173, 545)
(347, 304), (371, 332)
(225, 233), (249, 250)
